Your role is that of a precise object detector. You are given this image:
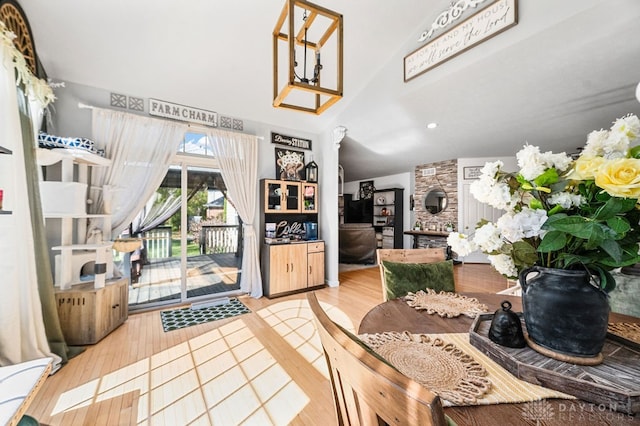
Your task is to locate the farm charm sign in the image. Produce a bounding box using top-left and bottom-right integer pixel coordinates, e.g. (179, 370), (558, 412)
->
(404, 0), (517, 82)
(271, 132), (312, 150)
(149, 98), (218, 127)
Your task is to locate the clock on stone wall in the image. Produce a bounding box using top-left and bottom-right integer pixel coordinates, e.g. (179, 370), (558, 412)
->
(0, 0), (38, 75)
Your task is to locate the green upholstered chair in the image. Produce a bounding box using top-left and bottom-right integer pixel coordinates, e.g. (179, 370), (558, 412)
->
(376, 248), (454, 301)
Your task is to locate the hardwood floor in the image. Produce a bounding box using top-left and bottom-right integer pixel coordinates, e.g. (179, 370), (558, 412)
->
(26, 263), (507, 425)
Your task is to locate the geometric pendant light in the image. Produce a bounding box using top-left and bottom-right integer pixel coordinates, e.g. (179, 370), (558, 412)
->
(273, 0), (343, 114)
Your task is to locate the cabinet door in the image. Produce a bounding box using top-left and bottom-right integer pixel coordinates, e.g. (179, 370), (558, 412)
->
(288, 243), (308, 291)
(308, 251), (325, 287)
(109, 279), (128, 330)
(268, 244), (294, 293)
(283, 182), (301, 212)
(264, 180), (286, 213)
(263, 180), (302, 213)
(301, 183), (318, 213)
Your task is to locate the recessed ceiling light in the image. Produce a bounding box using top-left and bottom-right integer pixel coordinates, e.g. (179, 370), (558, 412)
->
(426, 122), (438, 129)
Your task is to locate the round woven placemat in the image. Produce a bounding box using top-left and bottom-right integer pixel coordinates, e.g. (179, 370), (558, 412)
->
(359, 331), (491, 405)
(405, 289), (490, 318)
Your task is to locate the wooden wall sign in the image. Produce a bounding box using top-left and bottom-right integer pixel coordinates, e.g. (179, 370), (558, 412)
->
(271, 132), (312, 150)
(404, 0), (517, 82)
(149, 98), (217, 127)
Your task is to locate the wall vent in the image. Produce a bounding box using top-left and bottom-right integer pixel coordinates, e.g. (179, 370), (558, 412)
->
(422, 167), (436, 177)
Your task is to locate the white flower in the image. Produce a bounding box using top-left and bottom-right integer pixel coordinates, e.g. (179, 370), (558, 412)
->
(548, 192), (584, 209)
(603, 131), (630, 159)
(470, 179), (515, 211)
(470, 161), (518, 211)
(479, 160), (503, 180)
(488, 254), (518, 277)
(517, 145), (546, 180)
(610, 113), (640, 141)
(517, 145), (572, 180)
(496, 207), (547, 242)
(581, 129), (609, 158)
(544, 151), (573, 172)
(581, 115), (640, 159)
(446, 232), (477, 256)
(473, 222), (503, 253)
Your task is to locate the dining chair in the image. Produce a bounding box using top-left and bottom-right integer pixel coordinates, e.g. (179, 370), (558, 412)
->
(307, 292), (449, 426)
(376, 248), (453, 301)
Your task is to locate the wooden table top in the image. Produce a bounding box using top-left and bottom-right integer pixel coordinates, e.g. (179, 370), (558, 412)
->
(358, 293), (640, 425)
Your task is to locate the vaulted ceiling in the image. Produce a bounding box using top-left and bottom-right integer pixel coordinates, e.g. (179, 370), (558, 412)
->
(18, 0), (640, 181)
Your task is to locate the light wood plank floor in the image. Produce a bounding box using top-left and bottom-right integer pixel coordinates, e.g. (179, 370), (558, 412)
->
(27, 263), (508, 425)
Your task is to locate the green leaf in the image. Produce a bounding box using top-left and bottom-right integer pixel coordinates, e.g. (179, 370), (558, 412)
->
(548, 216), (593, 239)
(538, 231), (567, 252)
(599, 238), (622, 263)
(529, 198), (543, 210)
(584, 224), (606, 249)
(590, 266), (617, 293)
(511, 240), (538, 266)
(630, 145), (640, 159)
(516, 174), (528, 185)
(594, 197), (637, 220)
(606, 216), (631, 236)
(533, 168), (559, 187)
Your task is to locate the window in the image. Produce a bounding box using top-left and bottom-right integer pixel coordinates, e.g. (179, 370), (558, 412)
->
(178, 132), (215, 157)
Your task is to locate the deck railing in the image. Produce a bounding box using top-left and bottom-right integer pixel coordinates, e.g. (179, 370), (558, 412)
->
(118, 225), (241, 261)
(199, 224), (241, 255)
(143, 226), (173, 259)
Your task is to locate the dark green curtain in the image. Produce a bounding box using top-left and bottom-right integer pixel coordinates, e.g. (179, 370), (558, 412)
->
(16, 84), (83, 364)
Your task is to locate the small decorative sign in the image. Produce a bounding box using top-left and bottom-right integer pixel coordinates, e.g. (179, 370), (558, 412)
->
(404, 0), (517, 82)
(271, 132), (312, 150)
(463, 166), (483, 180)
(149, 98), (218, 127)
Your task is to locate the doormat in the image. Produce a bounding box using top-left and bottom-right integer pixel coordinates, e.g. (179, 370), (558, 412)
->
(160, 298), (250, 332)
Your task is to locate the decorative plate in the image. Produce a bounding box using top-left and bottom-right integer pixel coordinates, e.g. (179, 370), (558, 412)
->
(376, 195), (386, 205)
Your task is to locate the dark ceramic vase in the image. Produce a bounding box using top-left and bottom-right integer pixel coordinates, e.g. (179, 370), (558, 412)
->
(519, 266), (610, 358)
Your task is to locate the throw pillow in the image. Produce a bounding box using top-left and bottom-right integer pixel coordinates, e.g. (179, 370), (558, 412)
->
(382, 259), (455, 300)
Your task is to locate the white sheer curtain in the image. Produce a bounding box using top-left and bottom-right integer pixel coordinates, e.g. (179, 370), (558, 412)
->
(0, 35), (60, 366)
(207, 129), (262, 298)
(89, 108), (187, 236)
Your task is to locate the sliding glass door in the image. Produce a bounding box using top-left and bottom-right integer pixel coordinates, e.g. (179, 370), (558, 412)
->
(126, 133), (242, 311)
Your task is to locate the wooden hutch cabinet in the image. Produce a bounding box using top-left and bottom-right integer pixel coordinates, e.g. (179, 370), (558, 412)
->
(260, 179), (324, 298)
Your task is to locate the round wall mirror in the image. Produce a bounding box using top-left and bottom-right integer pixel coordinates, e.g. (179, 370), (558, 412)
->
(424, 188), (448, 214)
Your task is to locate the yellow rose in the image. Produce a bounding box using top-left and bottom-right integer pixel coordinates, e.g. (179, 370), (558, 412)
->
(595, 158), (640, 198)
(567, 156), (605, 180)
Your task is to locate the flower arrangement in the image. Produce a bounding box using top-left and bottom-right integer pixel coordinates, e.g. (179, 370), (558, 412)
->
(447, 114), (640, 292)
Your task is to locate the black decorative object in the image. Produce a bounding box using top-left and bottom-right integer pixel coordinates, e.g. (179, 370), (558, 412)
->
(305, 157), (318, 183)
(488, 300), (525, 348)
(520, 266), (610, 361)
(359, 180), (375, 200)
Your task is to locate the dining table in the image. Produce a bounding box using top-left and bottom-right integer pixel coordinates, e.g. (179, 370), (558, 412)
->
(358, 292), (640, 426)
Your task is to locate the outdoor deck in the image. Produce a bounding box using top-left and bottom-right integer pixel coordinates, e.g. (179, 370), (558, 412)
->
(126, 252), (242, 309)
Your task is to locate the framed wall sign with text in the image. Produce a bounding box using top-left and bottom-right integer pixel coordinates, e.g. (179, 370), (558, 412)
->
(463, 166), (483, 180)
(404, 0), (518, 82)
